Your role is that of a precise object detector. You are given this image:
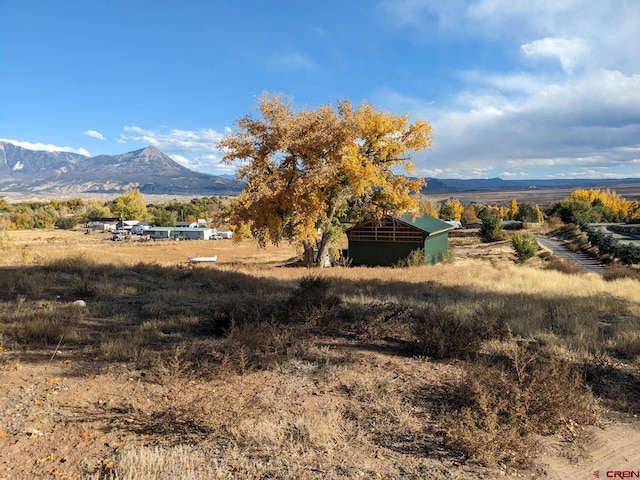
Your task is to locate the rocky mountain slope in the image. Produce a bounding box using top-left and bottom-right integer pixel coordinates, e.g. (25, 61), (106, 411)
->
(0, 142), (240, 198)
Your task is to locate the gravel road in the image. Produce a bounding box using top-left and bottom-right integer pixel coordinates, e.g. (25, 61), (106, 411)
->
(535, 236), (606, 275)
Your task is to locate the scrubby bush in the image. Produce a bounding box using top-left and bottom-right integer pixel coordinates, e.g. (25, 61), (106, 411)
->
(412, 303), (508, 359)
(542, 256), (583, 275)
(394, 248), (427, 267)
(55, 215), (79, 230)
(511, 232), (538, 263)
(479, 213), (503, 242)
(603, 265), (640, 281)
(444, 343), (599, 467)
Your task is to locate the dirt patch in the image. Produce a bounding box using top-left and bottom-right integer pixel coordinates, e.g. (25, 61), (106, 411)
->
(536, 421), (640, 479)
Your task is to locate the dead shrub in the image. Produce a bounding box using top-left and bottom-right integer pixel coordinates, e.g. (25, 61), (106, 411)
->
(286, 275), (341, 324)
(43, 254), (96, 274)
(615, 332), (640, 364)
(542, 256), (583, 275)
(221, 319), (312, 373)
(611, 317), (640, 363)
(351, 301), (414, 342)
(584, 357), (640, 413)
(1, 301), (86, 348)
(603, 264), (640, 282)
(443, 342), (599, 467)
(413, 303), (508, 359)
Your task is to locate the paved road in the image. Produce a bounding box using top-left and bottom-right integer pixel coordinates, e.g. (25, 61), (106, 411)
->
(535, 236), (606, 275)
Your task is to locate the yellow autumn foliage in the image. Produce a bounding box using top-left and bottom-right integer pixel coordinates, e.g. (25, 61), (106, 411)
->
(219, 93), (433, 266)
(569, 189), (631, 218)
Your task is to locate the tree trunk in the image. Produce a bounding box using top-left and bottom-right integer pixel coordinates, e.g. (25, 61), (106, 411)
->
(302, 239), (315, 268)
(315, 231), (332, 268)
(313, 200), (339, 268)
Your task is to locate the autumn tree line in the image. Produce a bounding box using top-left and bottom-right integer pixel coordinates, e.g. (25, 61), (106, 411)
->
(1, 187), (638, 232)
(0, 192), (228, 231)
(426, 188), (640, 227)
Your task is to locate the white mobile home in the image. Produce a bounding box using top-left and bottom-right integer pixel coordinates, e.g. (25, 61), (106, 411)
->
(176, 228), (214, 240)
(216, 230), (233, 239)
(146, 227), (214, 240)
(147, 227), (173, 239)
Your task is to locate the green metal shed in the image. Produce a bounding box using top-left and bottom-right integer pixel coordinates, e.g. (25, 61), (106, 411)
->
(346, 214), (453, 266)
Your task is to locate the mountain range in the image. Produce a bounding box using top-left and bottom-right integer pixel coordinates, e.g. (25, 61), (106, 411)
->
(421, 176), (640, 194)
(0, 142), (240, 198)
(1, 141), (639, 200)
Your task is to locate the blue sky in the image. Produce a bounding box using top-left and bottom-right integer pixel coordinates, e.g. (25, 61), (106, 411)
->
(1, 0), (639, 179)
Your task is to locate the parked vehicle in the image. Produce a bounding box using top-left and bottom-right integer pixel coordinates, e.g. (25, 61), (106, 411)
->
(112, 233), (125, 241)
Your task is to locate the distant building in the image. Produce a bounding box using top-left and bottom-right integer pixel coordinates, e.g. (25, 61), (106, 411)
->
(444, 220), (463, 229)
(88, 217), (119, 231)
(146, 227), (215, 240)
(116, 220), (140, 231)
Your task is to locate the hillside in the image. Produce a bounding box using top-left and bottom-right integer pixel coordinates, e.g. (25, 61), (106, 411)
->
(0, 142), (241, 198)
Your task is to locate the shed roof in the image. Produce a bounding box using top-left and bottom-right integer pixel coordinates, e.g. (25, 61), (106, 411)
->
(346, 214), (453, 243)
(395, 213), (454, 235)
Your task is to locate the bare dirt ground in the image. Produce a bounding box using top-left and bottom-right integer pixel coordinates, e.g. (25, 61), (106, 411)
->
(1, 229), (639, 479)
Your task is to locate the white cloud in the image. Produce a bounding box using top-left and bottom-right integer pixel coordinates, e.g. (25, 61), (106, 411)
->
(0, 138), (90, 156)
(169, 154), (196, 169)
(122, 126), (224, 152)
(120, 126), (229, 175)
(521, 37), (589, 73)
(408, 69), (640, 178)
(383, 0), (640, 71)
(170, 154), (235, 175)
(83, 129), (106, 140)
(377, 0), (640, 178)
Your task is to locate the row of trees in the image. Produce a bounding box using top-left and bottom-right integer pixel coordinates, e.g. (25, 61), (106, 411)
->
(579, 221), (640, 265)
(430, 197), (544, 226)
(548, 189), (640, 223)
(0, 193), (229, 231)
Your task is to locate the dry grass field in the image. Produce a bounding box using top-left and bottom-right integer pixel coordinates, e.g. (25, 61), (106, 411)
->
(1, 228), (640, 479)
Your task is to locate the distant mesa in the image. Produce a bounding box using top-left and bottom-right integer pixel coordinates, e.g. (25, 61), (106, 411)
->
(421, 176), (640, 194)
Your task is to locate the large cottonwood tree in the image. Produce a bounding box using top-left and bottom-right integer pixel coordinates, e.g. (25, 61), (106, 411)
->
(109, 189), (148, 220)
(218, 94), (433, 267)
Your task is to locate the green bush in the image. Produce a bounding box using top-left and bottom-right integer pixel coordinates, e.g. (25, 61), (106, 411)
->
(479, 213), (504, 242)
(393, 248), (427, 268)
(439, 249), (456, 264)
(511, 232), (538, 263)
(55, 215), (79, 230)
